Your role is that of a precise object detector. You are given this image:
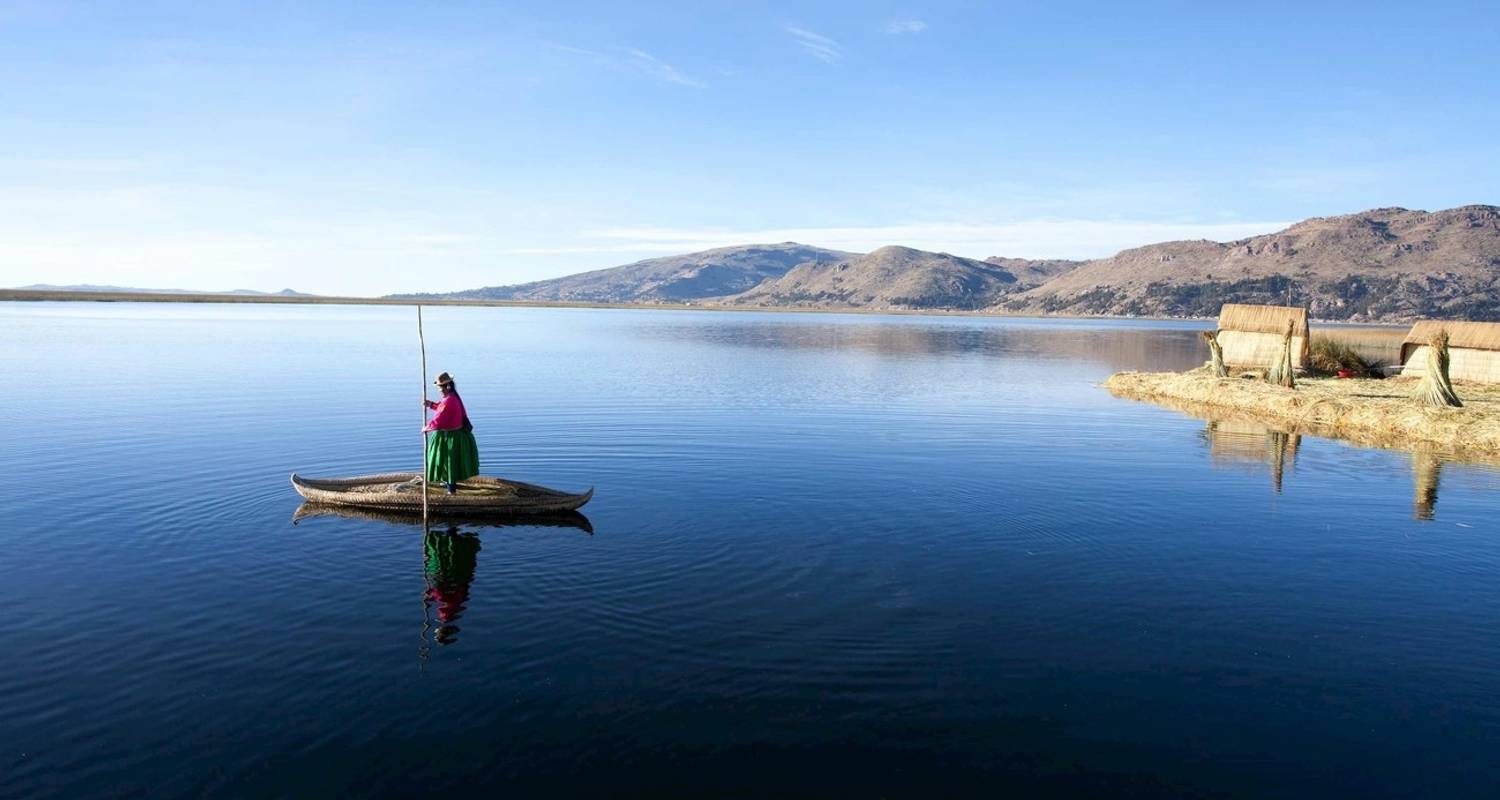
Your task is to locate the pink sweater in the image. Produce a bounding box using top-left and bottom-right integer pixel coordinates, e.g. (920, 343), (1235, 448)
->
(424, 394), (469, 432)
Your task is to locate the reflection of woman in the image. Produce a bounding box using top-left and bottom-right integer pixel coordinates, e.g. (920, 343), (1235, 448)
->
(424, 528), (482, 646)
(423, 371), (480, 494)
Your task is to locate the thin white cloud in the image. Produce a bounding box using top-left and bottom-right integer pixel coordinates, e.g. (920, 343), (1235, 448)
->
(546, 42), (609, 60)
(623, 48), (707, 88)
(506, 219), (1292, 260)
(785, 26), (842, 63)
(548, 42), (705, 88)
(884, 18), (927, 34)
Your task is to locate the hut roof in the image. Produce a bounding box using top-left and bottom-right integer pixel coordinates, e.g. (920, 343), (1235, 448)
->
(1401, 320), (1500, 354)
(1216, 303), (1309, 337)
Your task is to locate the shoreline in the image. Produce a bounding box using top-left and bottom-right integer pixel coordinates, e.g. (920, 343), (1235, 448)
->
(1105, 370), (1500, 456)
(0, 289), (1415, 328)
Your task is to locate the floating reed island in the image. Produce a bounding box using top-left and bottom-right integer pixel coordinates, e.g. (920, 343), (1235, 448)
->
(1107, 305), (1500, 454)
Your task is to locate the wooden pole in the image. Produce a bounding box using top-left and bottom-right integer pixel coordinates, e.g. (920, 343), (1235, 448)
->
(419, 305), (429, 525)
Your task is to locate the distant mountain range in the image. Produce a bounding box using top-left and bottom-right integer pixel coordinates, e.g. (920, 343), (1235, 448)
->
(21, 206), (1493, 322)
(15, 284), (314, 297)
(407, 205), (1498, 321)
(398, 243), (854, 303)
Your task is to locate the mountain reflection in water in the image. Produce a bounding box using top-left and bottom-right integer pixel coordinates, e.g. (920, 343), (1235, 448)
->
(639, 317), (1208, 373)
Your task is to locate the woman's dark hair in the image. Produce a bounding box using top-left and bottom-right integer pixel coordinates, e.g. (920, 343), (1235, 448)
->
(434, 371), (471, 431)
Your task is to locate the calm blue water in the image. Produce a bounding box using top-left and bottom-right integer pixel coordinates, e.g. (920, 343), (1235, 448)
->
(2, 302), (1498, 798)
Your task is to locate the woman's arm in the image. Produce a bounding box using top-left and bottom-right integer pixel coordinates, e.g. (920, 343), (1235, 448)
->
(427, 396), (463, 430)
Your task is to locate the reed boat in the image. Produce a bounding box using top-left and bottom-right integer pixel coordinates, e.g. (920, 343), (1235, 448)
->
(289, 472), (593, 514)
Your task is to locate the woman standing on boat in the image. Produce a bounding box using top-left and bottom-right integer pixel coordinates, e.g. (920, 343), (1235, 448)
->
(423, 372), (480, 494)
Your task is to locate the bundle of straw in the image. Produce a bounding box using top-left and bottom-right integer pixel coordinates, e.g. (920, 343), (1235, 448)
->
(1413, 330), (1462, 408)
(1267, 320), (1296, 388)
(1201, 330), (1228, 378)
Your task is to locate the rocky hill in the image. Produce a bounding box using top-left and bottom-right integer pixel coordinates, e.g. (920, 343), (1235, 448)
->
(722, 246), (1038, 310)
(1000, 205), (1500, 321)
(984, 256), (1085, 286)
(411, 243), (853, 303)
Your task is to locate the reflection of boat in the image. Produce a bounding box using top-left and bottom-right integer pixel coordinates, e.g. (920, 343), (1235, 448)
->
(290, 472), (593, 514)
(292, 502), (594, 533)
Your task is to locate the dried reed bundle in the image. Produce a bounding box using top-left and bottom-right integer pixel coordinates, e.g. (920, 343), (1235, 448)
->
(1267, 321), (1296, 388)
(1413, 330), (1462, 408)
(1201, 330), (1228, 377)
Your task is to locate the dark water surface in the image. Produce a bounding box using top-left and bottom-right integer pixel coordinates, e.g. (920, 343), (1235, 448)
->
(2, 303), (1498, 798)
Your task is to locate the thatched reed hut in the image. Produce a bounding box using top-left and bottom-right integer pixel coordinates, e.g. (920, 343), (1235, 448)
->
(1215, 304), (1309, 372)
(1400, 321), (1500, 384)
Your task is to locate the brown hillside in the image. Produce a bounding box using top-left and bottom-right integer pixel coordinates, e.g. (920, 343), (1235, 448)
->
(723, 246), (1028, 310)
(1004, 205), (1500, 320)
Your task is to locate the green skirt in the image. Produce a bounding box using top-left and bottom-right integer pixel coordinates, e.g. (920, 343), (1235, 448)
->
(426, 429), (480, 485)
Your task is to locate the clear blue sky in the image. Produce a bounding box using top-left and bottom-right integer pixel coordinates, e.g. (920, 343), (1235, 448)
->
(2, 1), (1496, 295)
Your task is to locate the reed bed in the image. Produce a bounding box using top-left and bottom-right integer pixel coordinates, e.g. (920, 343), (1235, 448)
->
(1309, 335), (1383, 377)
(1104, 370), (1500, 453)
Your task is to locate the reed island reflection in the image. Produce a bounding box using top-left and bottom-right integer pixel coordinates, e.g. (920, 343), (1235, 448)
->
(1196, 414), (1496, 520)
(1203, 418), (1301, 494)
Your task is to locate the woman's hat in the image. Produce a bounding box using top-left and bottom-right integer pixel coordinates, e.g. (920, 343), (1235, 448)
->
(433, 371), (454, 386)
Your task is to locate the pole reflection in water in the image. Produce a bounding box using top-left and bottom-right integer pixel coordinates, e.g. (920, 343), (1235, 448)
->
(422, 527), (481, 647)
